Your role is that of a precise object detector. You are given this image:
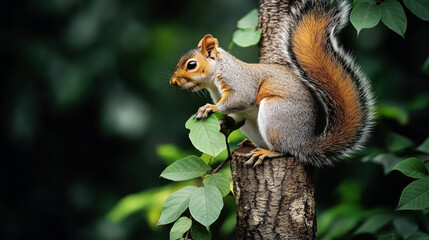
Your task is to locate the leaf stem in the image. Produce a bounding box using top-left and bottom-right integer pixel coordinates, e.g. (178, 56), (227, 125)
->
(184, 216), (193, 240)
(212, 136), (232, 175)
(227, 41), (235, 51)
(184, 230), (190, 240)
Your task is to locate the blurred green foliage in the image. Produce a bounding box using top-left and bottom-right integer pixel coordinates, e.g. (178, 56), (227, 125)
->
(1, 0), (429, 239)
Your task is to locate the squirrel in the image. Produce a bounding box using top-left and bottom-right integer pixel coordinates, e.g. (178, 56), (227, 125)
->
(170, 0), (374, 167)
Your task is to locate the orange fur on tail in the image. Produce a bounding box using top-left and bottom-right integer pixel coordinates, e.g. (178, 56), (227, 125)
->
(290, 5), (371, 160)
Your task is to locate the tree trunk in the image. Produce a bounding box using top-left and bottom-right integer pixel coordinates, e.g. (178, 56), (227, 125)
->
(230, 0), (317, 239)
(231, 147), (316, 239)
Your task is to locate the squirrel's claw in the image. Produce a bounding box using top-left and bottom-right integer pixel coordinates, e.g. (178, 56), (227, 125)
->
(244, 148), (282, 167)
(244, 151), (262, 166)
(195, 104), (218, 120)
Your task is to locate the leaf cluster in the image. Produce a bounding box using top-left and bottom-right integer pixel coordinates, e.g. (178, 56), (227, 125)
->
(157, 114), (243, 240)
(351, 0), (429, 37)
(317, 135), (429, 240)
(230, 9), (261, 49)
(351, 137), (429, 240)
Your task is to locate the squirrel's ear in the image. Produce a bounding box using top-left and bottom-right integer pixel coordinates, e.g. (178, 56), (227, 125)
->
(198, 34), (219, 59)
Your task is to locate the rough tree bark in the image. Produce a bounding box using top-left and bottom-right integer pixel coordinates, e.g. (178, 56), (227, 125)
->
(230, 0), (317, 239)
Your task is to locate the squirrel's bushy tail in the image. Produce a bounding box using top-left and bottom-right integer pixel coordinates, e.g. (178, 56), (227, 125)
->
(288, 0), (375, 166)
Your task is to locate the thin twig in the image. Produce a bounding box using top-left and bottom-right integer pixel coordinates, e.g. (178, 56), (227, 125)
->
(225, 135), (232, 159)
(212, 155), (232, 175)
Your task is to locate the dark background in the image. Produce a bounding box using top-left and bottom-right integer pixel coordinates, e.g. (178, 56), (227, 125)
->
(1, 0), (428, 239)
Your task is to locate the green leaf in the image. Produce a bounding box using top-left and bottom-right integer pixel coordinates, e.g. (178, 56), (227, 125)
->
(189, 186), (224, 227)
(319, 212), (362, 239)
(355, 213), (393, 234)
(186, 114), (226, 157)
(373, 153), (403, 174)
(417, 137), (429, 154)
(157, 144), (190, 165)
(378, 233), (399, 240)
(386, 132), (413, 152)
(160, 156), (211, 181)
(170, 217), (192, 240)
(214, 112), (228, 120)
(232, 28), (262, 47)
(393, 216), (418, 238)
(404, 0), (429, 21)
(361, 148), (384, 162)
(397, 176), (429, 210)
(423, 57), (429, 74)
(107, 184), (179, 223)
(228, 129), (247, 143)
(379, 0), (407, 37)
(200, 153), (214, 165)
(377, 104), (409, 125)
(204, 173), (230, 197)
(406, 232), (429, 240)
(393, 157), (429, 179)
(317, 203), (366, 237)
(237, 9), (259, 29)
(219, 211), (236, 236)
(158, 186), (197, 225)
(337, 179), (362, 204)
(351, 2), (381, 35)
(407, 94), (429, 111)
(191, 222), (211, 240)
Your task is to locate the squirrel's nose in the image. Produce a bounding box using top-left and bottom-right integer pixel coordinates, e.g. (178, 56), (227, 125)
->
(170, 77), (181, 87)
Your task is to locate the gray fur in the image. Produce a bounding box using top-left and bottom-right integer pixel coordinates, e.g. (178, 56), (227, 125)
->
(211, 50), (324, 164)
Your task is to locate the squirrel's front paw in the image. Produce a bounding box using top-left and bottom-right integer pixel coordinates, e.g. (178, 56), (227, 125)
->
(194, 104), (218, 120)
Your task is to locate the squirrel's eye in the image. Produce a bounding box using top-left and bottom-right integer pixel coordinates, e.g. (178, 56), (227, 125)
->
(186, 61), (197, 71)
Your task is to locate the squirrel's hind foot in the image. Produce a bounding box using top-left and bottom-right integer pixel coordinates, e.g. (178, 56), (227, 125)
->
(238, 139), (256, 148)
(245, 148), (282, 167)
